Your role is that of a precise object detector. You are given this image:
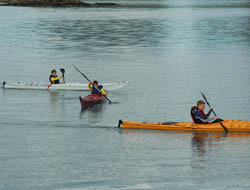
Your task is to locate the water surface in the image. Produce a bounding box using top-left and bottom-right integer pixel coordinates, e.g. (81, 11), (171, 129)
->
(1, 1), (250, 189)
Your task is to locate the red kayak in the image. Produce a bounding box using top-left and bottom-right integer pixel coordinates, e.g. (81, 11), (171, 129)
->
(79, 94), (106, 107)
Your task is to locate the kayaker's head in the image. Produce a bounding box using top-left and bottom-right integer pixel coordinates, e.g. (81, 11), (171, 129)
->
(197, 100), (205, 111)
(93, 80), (99, 88)
(51, 69), (57, 77)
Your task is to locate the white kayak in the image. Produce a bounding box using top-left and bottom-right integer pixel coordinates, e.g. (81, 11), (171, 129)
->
(2, 81), (128, 91)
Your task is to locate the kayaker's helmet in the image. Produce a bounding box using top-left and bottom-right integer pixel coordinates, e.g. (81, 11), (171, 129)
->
(93, 80), (98, 85)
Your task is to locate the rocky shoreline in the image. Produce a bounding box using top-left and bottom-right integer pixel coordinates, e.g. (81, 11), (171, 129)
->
(0, 0), (118, 7)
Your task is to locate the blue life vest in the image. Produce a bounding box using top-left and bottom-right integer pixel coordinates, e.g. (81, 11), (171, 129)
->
(191, 106), (208, 124)
(92, 85), (103, 95)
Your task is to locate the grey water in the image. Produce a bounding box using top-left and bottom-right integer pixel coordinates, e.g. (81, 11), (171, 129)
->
(1, 0), (250, 189)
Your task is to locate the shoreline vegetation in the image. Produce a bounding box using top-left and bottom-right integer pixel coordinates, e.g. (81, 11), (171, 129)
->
(1, 0), (250, 8)
(0, 0), (118, 7)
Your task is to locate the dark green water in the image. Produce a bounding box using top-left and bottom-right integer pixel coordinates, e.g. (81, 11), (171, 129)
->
(1, 1), (250, 189)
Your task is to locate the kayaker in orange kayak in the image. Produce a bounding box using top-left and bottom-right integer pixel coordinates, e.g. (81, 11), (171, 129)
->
(191, 100), (222, 124)
(88, 80), (107, 96)
(49, 69), (63, 84)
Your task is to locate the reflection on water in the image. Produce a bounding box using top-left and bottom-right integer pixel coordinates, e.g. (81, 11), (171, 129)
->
(49, 91), (61, 101)
(120, 130), (250, 157)
(190, 132), (250, 180)
(191, 132), (250, 156)
(28, 5), (250, 55)
(80, 103), (107, 113)
(192, 132), (250, 152)
(192, 133), (207, 157)
(79, 103), (107, 123)
(1, 2), (250, 189)
(191, 133), (228, 157)
(49, 91), (65, 105)
(48, 91), (69, 120)
(36, 18), (165, 52)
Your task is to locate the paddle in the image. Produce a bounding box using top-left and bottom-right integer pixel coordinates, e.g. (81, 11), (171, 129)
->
(200, 92), (228, 132)
(60, 68), (65, 83)
(73, 65), (112, 104)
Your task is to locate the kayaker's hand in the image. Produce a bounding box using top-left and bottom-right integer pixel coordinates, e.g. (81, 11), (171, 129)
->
(89, 81), (93, 84)
(209, 107), (213, 111)
(215, 116), (219, 119)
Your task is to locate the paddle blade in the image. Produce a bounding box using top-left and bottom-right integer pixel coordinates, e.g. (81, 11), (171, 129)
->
(60, 68), (65, 74)
(220, 123), (228, 133)
(104, 96), (112, 104)
(200, 92), (208, 102)
(200, 91), (206, 100)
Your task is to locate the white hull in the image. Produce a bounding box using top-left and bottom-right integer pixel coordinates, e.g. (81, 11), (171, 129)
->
(2, 81), (128, 91)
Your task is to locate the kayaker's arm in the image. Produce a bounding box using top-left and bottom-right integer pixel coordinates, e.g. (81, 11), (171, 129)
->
(194, 111), (218, 124)
(206, 107), (213, 117)
(195, 116), (218, 124)
(206, 110), (212, 118)
(51, 76), (62, 83)
(88, 82), (93, 90)
(100, 89), (107, 96)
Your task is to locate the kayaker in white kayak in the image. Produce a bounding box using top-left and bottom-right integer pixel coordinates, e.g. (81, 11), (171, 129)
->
(49, 69), (63, 84)
(191, 100), (223, 124)
(88, 80), (107, 96)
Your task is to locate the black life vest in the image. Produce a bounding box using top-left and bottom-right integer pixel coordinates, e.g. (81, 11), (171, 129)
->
(49, 75), (60, 84)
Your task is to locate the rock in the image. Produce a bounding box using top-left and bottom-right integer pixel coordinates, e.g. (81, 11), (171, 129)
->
(2, 0), (118, 7)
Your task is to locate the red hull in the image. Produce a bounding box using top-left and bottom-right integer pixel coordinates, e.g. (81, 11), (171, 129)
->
(79, 94), (106, 107)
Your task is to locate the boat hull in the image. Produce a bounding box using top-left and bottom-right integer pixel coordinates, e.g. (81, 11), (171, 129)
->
(2, 81), (128, 91)
(79, 95), (106, 107)
(119, 120), (250, 132)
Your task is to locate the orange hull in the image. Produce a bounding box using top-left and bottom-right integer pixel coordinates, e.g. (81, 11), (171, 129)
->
(119, 120), (250, 132)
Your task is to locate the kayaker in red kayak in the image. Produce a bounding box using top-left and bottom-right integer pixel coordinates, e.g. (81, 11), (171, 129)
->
(191, 100), (222, 124)
(88, 80), (107, 96)
(49, 69), (63, 84)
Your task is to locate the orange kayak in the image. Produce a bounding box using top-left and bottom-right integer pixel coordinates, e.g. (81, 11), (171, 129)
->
(118, 120), (250, 132)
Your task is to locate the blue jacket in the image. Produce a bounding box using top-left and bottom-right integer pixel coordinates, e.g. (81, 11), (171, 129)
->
(193, 108), (215, 124)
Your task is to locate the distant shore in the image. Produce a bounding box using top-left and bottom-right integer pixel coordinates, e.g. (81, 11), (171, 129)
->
(0, 0), (118, 7)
